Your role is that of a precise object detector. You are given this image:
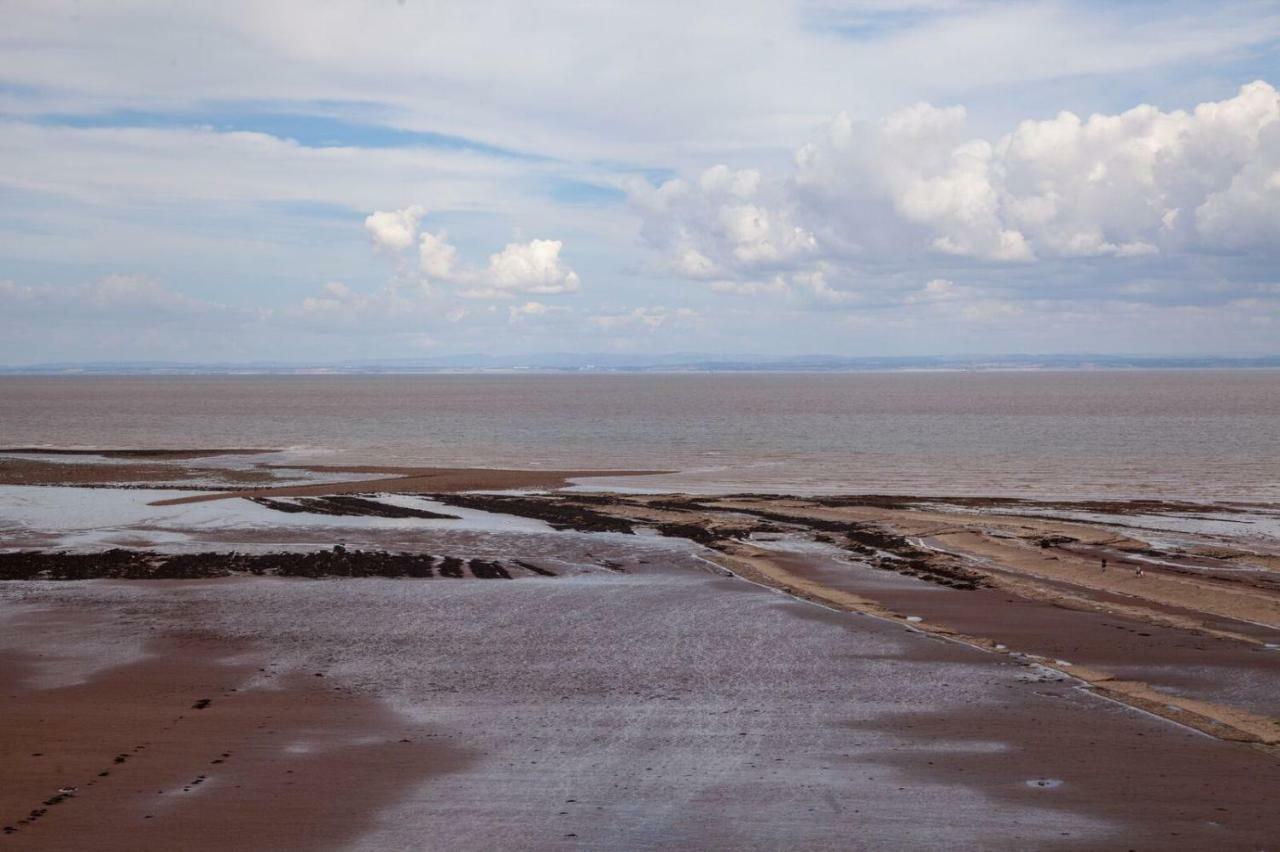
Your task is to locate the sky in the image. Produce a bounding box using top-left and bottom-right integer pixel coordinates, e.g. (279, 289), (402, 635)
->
(1, 0), (1279, 363)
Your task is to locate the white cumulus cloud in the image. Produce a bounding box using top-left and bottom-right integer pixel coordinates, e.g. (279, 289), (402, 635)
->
(632, 164), (815, 282)
(364, 205), (424, 252)
(466, 238), (581, 298)
(633, 81), (1280, 307)
(418, 230), (458, 280)
(363, 207), (581, 300)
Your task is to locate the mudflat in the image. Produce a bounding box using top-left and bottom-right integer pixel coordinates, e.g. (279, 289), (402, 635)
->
(0, 448), (663, 495)
(147, 466), (666, 506)
(4, 566), (1279, 850)
(1, 604), (467, 851)
(2, 472), (1279, 849)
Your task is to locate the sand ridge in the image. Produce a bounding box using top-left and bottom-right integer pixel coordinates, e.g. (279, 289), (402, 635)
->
(148, 466), (667, 506)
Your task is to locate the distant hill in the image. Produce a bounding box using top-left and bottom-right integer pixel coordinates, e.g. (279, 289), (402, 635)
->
(3, 353), (1279, 375)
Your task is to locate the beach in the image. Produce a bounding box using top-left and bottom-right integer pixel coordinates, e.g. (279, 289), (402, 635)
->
(2, 374), (1279, 849)
(4, 555), (1278, 849)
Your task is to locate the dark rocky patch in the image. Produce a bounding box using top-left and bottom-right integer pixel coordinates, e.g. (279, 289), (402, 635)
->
(513, 559), (557, 577)
(432, 494), (636, 534)
(432, 492), (986, 590)
(696, 505), (988, 590)
(0, 549), (538, 580)
(653, 521), (728, 546)
(250, 495), (459, 519)
(467, 559), (512, 579)
(727, 493), (1262, 519)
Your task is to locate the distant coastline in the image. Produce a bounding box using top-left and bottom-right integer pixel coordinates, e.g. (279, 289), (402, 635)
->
(3, 353), (1280, 376)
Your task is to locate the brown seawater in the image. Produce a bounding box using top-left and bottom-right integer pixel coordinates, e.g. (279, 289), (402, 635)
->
(1, 371), (1277, 500)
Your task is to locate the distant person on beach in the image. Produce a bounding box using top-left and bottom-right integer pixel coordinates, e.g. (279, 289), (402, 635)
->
(1101, 558), (1107, 571)
(1135, 566), (1144, 577)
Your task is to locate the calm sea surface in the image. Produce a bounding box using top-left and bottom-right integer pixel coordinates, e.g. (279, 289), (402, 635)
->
(1, 372), (1277, 501)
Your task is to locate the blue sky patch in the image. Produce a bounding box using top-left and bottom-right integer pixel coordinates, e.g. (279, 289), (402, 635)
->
(27, 103), (550, 161)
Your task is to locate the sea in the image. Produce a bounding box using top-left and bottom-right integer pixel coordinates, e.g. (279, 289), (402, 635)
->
(1, 371), (1278, 502)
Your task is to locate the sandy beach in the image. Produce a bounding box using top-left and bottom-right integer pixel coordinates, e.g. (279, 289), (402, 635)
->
(5, 569), (1279, 850)
(2, 448), (1279, 848)
(1, 604), (468, 850)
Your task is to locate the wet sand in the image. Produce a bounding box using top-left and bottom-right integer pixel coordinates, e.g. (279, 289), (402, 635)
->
(3, 481), (1280, 848)
(0, 458), (279, 489)
(0, 448), (664, 496)
(3, 570), (1280, 850)
(148, 466), (664, 506)
(426, 491), (1280, 745)
(0, 604), (468, 851)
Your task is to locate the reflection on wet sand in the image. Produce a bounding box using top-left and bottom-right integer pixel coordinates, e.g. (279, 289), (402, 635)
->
(2, 479), (1279, 849)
